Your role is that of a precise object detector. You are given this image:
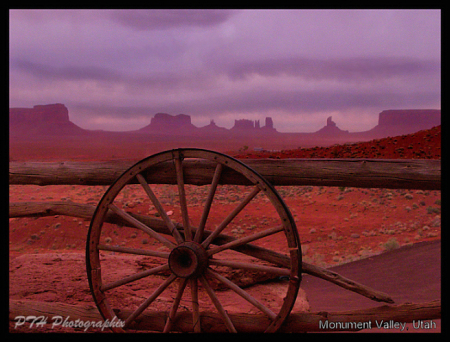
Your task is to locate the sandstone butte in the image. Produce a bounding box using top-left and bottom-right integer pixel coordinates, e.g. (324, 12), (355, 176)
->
(9, 103), (441, 142)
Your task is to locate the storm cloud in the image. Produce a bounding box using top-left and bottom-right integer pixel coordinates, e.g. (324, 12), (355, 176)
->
(9, 9), (440, 132)
(109, 9), (237, 30)
(226, 57), (440, 82)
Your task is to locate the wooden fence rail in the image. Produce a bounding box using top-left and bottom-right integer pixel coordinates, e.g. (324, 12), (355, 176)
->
(9, 201), (393, 304)
(9, 159), (441, 190)
(9, 158), (441, 332)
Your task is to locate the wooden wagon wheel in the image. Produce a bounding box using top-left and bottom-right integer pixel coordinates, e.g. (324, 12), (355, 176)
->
(86, 149), (301, 332)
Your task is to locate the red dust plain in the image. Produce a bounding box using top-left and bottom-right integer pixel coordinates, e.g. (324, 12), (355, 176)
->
(9, 126), (441, 332)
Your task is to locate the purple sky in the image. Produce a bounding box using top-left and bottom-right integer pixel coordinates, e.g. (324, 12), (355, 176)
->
(9, 9), (441, 132)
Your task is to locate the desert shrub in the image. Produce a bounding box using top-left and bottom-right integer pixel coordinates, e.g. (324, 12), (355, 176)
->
(427, 206), (441, 214)
(383, 238), (400, 251)
(328, 232), (337, 240)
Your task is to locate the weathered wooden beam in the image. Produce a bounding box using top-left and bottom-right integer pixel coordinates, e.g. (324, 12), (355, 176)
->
(9, 158), (441, 190)
(9, 201), (393, 304)
(9, 299), (441, 332)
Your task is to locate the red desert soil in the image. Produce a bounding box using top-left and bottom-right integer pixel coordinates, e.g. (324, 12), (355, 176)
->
(231, 125), (441, 159)
(9, 126), (441, 332)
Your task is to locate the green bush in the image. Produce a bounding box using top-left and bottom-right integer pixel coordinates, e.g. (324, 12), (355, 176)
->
(383, 238), (400, 251)
(427, 206), (441, 214)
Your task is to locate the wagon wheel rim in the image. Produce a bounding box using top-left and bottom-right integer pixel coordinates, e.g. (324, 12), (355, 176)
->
(86, 148), (301, 333)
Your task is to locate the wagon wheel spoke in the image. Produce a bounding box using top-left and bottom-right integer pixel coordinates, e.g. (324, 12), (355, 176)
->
(174, 154), (192, 241)
(108, 203), (176, 250)
(163, 278), (188, 333)
(97, 244), (170, 259)
(207, 225), (284, 256)
(102, 264), (170, 292)
(201, 186), (261, 248)
(206, 268), (277, 320)
(124, 273), (177, 328)
(199, 275), (237, 333)
(209, 259), (290, 277)
(136, 173), (184, 244)
(87, 149), (301, 333)
(194, 163), (223, 243)
(190, 278), (201, 332)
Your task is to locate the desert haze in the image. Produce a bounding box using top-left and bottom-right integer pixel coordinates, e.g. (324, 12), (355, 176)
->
(9, 104), (441, 161)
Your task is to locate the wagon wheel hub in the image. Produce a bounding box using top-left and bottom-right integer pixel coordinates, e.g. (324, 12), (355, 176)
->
(168, 242), (208, 278)
(86, 148), (301, 333)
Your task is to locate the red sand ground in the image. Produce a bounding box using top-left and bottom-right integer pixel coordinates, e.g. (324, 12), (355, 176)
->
(231, 125), (441, 159)
(9, 126), (441, 333)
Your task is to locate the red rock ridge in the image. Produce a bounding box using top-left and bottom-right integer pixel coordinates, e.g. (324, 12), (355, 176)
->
(9, 103), (85, 136)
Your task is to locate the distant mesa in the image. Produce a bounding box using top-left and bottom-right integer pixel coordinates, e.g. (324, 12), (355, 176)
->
(9, 103), (85, 136)
(378, 109), (441, 129)
(314, 116), (349, 136)
(363, 109), (441, 138)
(138, 113), (277, 135)
(314, 111), (440, 139)
(231, 117), (277, 133)
(138, 113), (197, 134)
(327, 116), (336, 127)
(265, 117), (274, 130)
(232, 119), (255, 130)
(10, 103), (69, 124)
(199, 119), (228, 133)
(9, 103), (440, 143)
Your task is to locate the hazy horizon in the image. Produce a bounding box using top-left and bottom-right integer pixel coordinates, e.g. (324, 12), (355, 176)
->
(9, 9), (441, 133)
